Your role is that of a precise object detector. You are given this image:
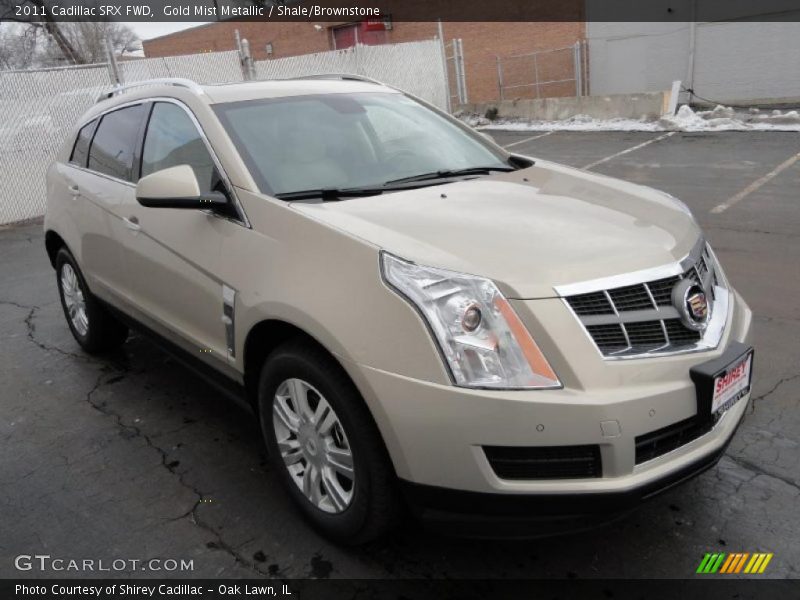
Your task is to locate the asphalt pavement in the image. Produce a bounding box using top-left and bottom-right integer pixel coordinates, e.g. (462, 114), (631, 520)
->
(1, 130), (798, 580)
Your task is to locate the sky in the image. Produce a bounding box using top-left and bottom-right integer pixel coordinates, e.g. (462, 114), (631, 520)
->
(121, 22), (209, 41)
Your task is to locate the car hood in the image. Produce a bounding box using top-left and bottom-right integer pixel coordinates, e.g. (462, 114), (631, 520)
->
(291, 160), (702, 299)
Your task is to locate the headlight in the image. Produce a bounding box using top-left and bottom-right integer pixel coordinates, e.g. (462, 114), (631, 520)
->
(381, 253), (561, 390)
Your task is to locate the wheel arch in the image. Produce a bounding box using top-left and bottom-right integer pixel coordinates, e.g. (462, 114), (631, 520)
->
(242, 318), (404, 477)
(45, 229), (68, 269)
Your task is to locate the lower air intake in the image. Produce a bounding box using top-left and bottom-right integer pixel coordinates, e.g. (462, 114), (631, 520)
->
(484, 445), (602, 480)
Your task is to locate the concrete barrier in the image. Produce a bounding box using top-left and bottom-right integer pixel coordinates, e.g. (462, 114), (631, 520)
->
(459, 92), (671, 122)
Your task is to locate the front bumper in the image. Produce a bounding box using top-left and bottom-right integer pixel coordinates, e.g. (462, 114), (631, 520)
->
(342, 287), (752, 522)
(400, 412), (741, 536)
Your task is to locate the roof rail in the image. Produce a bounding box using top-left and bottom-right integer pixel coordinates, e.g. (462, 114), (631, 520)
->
(290, 73), (384, 86)
(96, 78), (204, 102)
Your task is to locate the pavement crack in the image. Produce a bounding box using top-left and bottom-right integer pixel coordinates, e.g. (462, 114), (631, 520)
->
(0, 299), (38, 311)
(724, 455), (800, 493)
(24, 306), (90, 361)
(751, 374), (800, 407)
(83, 372), (269, 578)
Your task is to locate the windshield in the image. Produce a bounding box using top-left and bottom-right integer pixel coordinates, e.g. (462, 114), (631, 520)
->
(213, 92), (509, 197)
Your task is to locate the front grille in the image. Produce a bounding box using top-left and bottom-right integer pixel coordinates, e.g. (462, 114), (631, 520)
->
(635, 415), (717, 464)
(664, 319), (702, 345)
(565, 243), (722, 357)
(568, 291), (613, 316)
(585, 323), (628, 352)
(608, 284), (654, 311)
(648, 276), (681, 306)
(484, 445), (602, 480)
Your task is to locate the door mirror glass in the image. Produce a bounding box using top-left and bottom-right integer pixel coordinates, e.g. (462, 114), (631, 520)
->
(136, 165), (228, 209)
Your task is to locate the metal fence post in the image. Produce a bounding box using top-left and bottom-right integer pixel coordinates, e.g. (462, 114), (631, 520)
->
(235, 29), (255, 81)
(573, 41), (582, 97)
(457, 39), (468, 104)
(582, 40), (589, 96)
(452, 40), (463, 106)
(533, 52), (540, 98)
(437, 21), (453, 113)
(354, 41), (363, 75)
(105, 36), (122, 85)
(455, 43), (461, 104)
(242, 39), (256, 80)
(496, 55), (504, 101)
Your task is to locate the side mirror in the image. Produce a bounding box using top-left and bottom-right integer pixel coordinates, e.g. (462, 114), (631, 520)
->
(136, 165), (228, 210)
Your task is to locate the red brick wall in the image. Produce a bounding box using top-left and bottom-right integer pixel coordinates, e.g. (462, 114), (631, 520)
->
(142, 21), (585, 103)
(441, 22), (585, 102)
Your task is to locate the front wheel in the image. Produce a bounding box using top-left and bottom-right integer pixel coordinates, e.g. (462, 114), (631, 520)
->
(258, 339), (401, 544)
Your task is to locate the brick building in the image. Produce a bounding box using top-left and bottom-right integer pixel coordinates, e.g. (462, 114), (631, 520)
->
(142, 21), (585, 103)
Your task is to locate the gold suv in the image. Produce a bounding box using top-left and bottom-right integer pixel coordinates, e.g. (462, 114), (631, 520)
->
(45, 77), (754, 543)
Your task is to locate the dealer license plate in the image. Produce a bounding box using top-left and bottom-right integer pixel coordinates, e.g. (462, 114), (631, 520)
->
(711, 351), (753, 415)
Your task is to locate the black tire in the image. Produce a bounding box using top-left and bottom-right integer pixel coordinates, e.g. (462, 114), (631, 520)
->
(258, 338), (401, 544)
(55, 247), (128, 354)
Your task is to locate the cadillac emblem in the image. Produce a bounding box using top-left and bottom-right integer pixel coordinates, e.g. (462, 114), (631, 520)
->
(672, 279), (711, 331)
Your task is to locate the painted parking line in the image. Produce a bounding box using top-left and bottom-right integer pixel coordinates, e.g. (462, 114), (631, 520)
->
(502, 131), (554, 149)
(582, 132), (676, 170)
(710, 151), (800, 214)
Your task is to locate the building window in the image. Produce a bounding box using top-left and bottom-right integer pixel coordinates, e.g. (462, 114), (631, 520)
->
(331, 21), (388, 50)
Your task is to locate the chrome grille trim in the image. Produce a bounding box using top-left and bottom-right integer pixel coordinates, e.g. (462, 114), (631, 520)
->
(557, 240), (729, 359)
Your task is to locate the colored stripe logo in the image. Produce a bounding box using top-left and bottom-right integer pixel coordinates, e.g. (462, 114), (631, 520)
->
(696, 553), (773, 574)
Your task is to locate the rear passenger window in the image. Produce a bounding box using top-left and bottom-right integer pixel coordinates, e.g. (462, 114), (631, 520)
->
(88, 104), (147, 182)
(141, 102), (219, 194)
(70, 120), (97, 168)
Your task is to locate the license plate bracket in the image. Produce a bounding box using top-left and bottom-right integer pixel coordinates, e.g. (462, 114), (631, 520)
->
(690, 342), (754, 419)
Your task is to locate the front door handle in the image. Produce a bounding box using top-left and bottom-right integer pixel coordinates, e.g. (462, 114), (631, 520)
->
(123, 216), (141, 232)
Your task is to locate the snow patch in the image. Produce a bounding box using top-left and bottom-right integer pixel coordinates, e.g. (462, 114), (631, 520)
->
(466, 104), (800, 133)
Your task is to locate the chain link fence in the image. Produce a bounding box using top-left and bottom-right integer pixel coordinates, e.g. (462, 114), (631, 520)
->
(0, 64), (112, 224)
(0, 51), (247, 225)
(254, 39), (448, 111)
(496, 42), (587, 101)
(0, 40), (447, 225)
(121, 50), (244, 85)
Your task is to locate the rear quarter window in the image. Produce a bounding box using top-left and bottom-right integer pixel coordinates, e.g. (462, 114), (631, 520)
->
(88, 104), (148, 182)
(69, 120), (97, 168)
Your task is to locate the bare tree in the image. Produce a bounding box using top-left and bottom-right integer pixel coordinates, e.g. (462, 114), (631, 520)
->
(0, 24), (42, 69)
(0, 0), (140, 68)
(0, 0), (84, 64)
(39, 22), (141, 64)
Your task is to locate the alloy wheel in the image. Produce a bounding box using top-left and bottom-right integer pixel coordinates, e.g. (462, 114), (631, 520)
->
(60, 263), (89, 337)
(272, 378), (355, 513)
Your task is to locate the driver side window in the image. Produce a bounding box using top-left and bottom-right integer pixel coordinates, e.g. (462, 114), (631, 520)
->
(141, 102), (220, 195)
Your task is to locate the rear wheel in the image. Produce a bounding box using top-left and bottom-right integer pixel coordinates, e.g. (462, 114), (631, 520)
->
(56, 248), (128, 354)
(258, 339), (401, 544)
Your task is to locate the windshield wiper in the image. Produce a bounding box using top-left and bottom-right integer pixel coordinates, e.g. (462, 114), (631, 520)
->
(384, 166), (517, 186)
(274, 166), (518, 200)
(274, 187), (387, 201)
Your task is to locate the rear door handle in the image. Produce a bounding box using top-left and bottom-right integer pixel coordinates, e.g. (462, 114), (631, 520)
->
(68, 184), (80, 196)
(123, 216), (141, 232)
